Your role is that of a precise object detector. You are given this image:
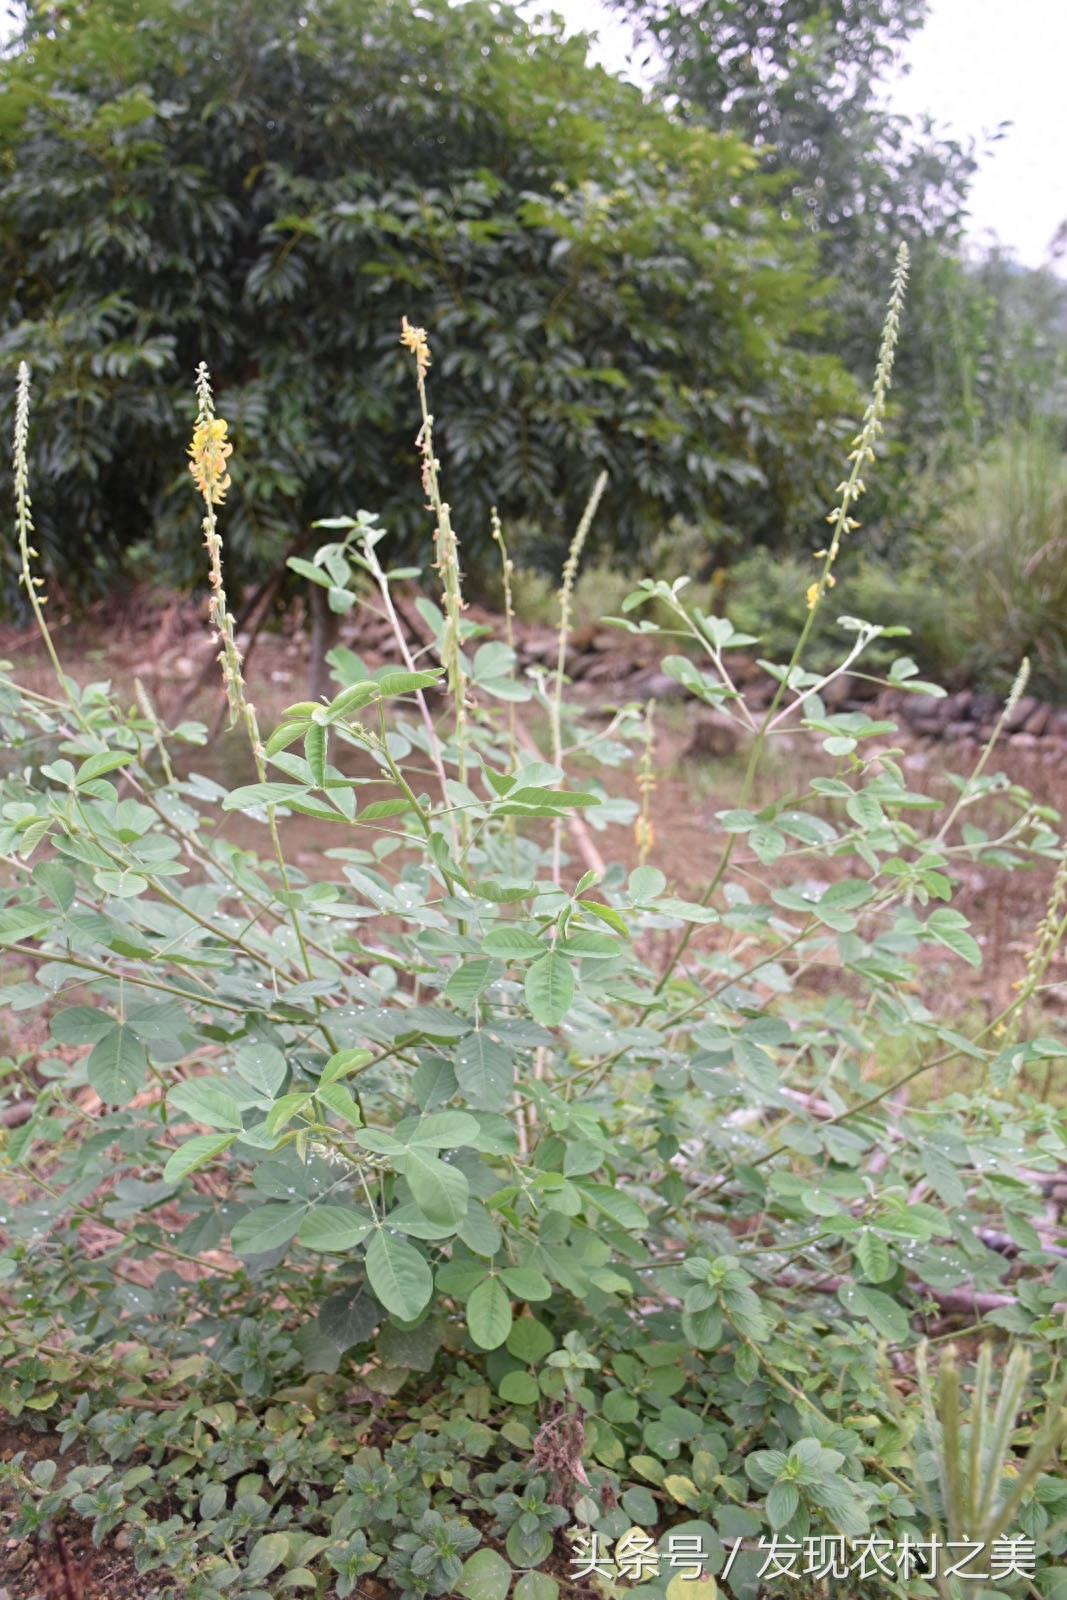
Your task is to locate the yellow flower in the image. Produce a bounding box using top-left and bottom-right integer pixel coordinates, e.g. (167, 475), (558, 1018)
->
(806, 582), (820, 611)
(400, 316), (431, 378)
(188, 416), (233, 504)
(634, 814), (655, 858)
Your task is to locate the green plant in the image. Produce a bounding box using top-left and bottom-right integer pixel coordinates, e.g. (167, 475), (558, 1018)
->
(724, 545), (958, 680)
(931, 427), (1067, 698)
(2, 262), (1067, 1599)
(896, 1343), (1067, 1599)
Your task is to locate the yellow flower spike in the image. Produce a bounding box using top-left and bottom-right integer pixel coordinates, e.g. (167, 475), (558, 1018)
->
(188, 415), (233, 505)
(400, 316), (431, 378)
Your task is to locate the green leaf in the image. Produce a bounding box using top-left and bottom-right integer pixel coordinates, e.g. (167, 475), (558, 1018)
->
(498, 1370), (540, 1405)
(87, 1023), (148, 1103)
(482, 927), (544, 960)
(580, 1183), (646, 1233)
(359, 797), (413, 820)
(246, 1534), (290, 1583)
(459, 1548), (512, 1600)
(578, 899), (630, 936)
(51, 1006), (115, 1046)
(76, 751), (134, 784)
(405, 1149), (470, 1228)
(163, 1133), (235, 1183)
(231, 1203), (305, 1257)
(377, 668), (443, 695)
(365, 1231), (433, 1320)
(297, 1205), (374, 1252)
(407, 1111), (480, 1148)
(234, 1042), (287, 1099)
(0, 908), (52, 945)
(304, 723), (328, 787)
(925, 908), (982, 967)
(838, 1282), (910, 1344)
(466, 1276), (513, 1350)
(514, 1572), (558, 1600)
(506, 1317), (555, 1363)
(168, 1078), (244, 1131)
(629, 865), (666, 899)
(264, 721), (307, 758)
(315, 1082), (363, 1126)
(499, 1266), (552, 1301)
(524, 950), (574, 1027)
(33, 861), (75, 910)
(221, 783), (310, 812)
(854, 1231), (894, 1284)
(766, 1480), (800, 1528)
(328, 681), (380, 719)
(455, 1032), (513, 1112)
(445, 958), (494, 1011)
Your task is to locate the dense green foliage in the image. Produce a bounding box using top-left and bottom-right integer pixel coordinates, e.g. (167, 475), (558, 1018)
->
(613, 1), (977, 398)
(2, 294), (1067, 1596)
(0, 0), (854, 606)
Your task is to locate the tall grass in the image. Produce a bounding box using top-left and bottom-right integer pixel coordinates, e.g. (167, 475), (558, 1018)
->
(939, 426), (1067, 694)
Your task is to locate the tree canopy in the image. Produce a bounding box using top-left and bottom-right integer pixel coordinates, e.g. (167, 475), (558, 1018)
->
(614, 0), (981, 441)
(0, 0), (855, 605)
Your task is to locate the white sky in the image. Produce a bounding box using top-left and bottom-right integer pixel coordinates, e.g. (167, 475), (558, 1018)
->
(535, 0), (1067, 269)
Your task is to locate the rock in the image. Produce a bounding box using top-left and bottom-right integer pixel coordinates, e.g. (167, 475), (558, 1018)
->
(565, 652), (598, 681)
(628, 670), (688, 703)
(902, 701), (944, 731)
(1010, 731), (1040, 750)
(818, 675), (851, 709)
(1047, 709), (1067, 739)
(1023, 702), (1051, 736)
(683, 709), (742, 759)
(941, 689), (973, 720)
(970, 691), (1001, 723)
(843, 674), (880, 701)
(1006, 694), (1039, 732)
(516, 629), (557, 664)
(945, 721), (977, 743)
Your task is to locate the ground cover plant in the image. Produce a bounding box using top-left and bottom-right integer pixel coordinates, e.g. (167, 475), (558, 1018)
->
(1, 252), (1066, 1600)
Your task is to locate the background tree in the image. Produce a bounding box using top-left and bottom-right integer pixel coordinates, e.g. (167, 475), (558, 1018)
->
(613, 0), (982, 444)
(0, 0), (855, 609)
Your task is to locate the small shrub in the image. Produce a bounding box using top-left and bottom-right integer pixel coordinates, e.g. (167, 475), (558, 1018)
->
(2, 256), (1066, 1598)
